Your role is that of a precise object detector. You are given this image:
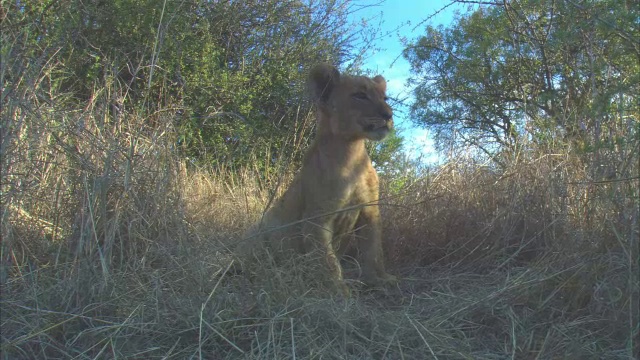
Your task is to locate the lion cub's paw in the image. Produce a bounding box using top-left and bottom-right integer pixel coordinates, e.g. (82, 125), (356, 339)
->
(379, 273), (398, 285)
(363, 273), (398, 288)
(339, 284), (351, 298)
(329, 281), (351, 298)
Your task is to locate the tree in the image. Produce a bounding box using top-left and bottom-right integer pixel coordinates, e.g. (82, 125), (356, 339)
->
(3, 0), (379, 169)
(404, 0), (639, 161)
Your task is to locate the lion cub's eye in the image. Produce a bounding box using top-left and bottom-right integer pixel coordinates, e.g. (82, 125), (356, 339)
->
(352, 92), (369, 100)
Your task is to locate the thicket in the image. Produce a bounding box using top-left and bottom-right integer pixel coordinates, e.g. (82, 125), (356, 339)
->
(3, 0), (397, 170)
(1, 0), (638, 358)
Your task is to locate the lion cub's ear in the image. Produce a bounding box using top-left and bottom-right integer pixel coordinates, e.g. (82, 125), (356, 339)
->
(310, 64), (341, 103)
(373, 75), (387, 92)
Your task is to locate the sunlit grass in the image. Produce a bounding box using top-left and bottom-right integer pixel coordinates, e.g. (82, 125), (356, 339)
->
(2, 86), (637, 357)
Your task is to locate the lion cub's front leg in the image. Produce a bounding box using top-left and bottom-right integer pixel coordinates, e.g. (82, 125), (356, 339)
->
(301, 219), (350, 296)
(355, 205), (397, 287)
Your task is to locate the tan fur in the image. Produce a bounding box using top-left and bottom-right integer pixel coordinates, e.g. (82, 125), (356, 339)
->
(243, 64), (397, 295)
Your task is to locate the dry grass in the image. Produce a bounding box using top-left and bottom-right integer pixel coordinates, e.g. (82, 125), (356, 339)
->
(2, 55), (638, 360)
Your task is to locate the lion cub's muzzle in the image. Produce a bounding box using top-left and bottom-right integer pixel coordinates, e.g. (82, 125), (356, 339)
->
(364, 110), (393, 141)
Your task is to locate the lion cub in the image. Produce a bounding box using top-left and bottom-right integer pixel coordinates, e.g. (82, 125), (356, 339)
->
(244, 64), (397, 295)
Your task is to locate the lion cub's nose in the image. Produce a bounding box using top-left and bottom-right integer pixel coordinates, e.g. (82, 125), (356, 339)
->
(381, 110), (393, 121)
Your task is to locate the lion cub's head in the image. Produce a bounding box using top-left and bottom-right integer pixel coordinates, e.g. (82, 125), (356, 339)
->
(310, 64), (393, 141)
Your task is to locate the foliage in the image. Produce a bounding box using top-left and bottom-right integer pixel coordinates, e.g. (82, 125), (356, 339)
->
(3, 0), (377, 170)
(368, 128), (402, 169)
(404, 0), (639, 163)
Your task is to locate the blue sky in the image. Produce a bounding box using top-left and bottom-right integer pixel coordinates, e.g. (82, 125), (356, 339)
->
(347, 1), (469, 163)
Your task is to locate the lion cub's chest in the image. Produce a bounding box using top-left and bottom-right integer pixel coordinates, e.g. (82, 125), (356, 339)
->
(321, 157), (377, 206)
(329, 163), (378, 231)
